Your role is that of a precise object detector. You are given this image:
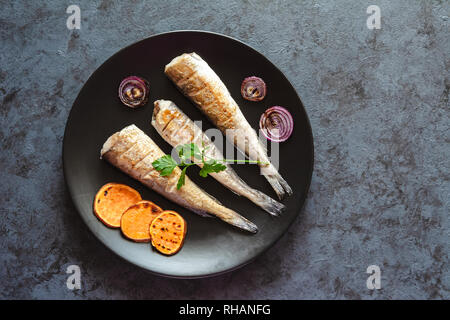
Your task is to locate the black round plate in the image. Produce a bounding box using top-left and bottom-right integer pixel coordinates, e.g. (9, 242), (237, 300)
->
(63, 31), (314, 278)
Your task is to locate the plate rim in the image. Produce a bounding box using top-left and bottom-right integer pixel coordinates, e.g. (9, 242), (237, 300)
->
(62, 30), (315, 279)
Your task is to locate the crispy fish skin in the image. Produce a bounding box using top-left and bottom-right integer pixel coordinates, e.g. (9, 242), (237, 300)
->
(165, 53), (292, 199)
(100, 124), (257, 233)
(152, 99), (285, 216)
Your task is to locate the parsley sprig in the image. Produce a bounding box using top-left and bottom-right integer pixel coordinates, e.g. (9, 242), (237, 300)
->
(152, 143), (268, 189)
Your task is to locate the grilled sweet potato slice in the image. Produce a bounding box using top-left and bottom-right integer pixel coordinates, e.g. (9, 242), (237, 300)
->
(94, 183), (142, 228)
(121, 200), (163, 242)
(150, 210), (187, 255)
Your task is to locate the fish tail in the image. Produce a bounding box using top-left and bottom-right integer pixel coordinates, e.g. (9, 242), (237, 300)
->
(249, 189), (285, 216)
(191, 184), (259, 233)
(263, 170), (293, 200)
(213, 169), (284, 216)
(214, 206), (258, 233)
(223, 212), (259, 233)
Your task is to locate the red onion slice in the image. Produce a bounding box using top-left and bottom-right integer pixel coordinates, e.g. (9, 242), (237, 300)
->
(241, 76), (266, 101)
(259, 106), (293, 142)
(118, 76), (149, 108)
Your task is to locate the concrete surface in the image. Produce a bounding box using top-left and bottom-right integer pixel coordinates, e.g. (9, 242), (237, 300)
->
(0, 0), (448, 299)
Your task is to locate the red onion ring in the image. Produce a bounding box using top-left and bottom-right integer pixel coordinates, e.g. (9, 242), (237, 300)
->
(118, 76), (149, 108)
(241, 76), (266, 101)
(259, 106), (293, 142)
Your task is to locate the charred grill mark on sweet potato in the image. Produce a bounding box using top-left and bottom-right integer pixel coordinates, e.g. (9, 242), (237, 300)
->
(150, 210), (186, 255)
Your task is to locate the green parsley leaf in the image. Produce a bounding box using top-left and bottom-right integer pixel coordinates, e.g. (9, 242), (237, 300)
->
(177, 167), (188, 189)
(152, 155), (178, 176)
(199, 160), (227, 177)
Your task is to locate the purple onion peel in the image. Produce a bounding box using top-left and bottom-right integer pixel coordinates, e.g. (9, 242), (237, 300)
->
(259, 106), (293, 142)
(241, 76), (266, 101)
(118, 76), (149, 108)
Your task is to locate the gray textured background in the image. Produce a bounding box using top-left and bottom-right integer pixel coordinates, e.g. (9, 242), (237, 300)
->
(0, 0), (449, 299)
